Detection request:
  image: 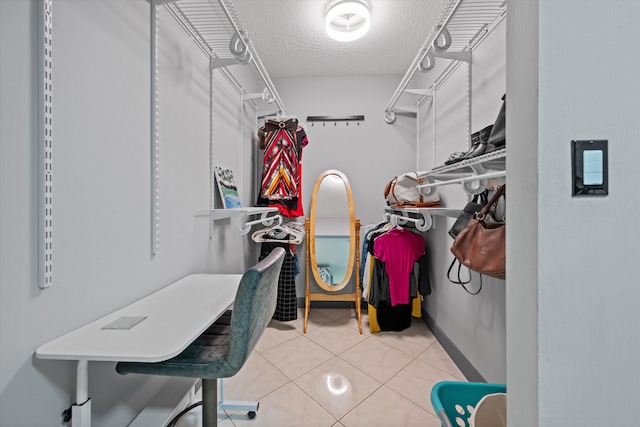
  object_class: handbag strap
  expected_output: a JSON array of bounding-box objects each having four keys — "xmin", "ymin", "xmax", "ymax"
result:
[
  {"xmin": 477, "ymin": 184, "xmax": 505, "ymax": 220},
  {"xmin": 447, "ymin": 258, "xmax": 483, "ymax": 295}
]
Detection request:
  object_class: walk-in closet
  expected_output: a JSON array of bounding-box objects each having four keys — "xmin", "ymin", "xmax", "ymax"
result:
[{"xmin": 2, "ymin": 1, "xmax": 640, "ymax": 426}]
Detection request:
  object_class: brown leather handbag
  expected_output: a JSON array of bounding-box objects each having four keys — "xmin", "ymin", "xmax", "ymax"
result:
[{"xmin": 450, "ymin": 185, "xmax": 506, "ymax": 280}]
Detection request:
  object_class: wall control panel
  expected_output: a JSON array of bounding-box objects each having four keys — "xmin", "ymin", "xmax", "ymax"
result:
[{"xmin": 571, "ymin": 140, "xmax": 608, "ymax": 196}]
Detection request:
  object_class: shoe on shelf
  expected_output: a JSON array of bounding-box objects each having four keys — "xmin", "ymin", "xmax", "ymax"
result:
[
  {"xmin": 444, "ymin": 151, "xmax": 467, "ymax": 165},
  {"xmin": 460, "ymin": 124, "xmax": 493, "ymax": 160},
  {"xmin": 441, "ymin": 124, "xmax": 493, "ymax": 167}
]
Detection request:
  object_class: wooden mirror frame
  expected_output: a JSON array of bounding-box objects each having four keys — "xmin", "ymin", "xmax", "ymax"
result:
[
  {"xmin": 304, "ymin": 170, "xmax": 362, "ymax": 334},
  {"xmin": 309, "ymin": 170, "xmax": 355, "ymax": 292}
]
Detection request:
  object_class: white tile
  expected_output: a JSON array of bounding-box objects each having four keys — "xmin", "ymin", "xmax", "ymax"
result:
[
  {"xmin": 294, "ymin": 356, "xmax": 382, "ymax": 419},
  {"xmin": 385, "ymin": 358, "xmax": 459, "ymax": 413},
  {"xmin": 220, "ymin": 352, "xmax": 289, "ymax": 401},
  {"xmin": 228, "ymin": 305, "xmax": 464, "ymax": 427},
  {"xmin": 261, "ymin": 335, "xmax": 334, "ymax": 379},
  {"xmin": 328, "ymin": 311, "xmax": 364, "ymax": 333},
  {"xmin": 304, "ymin": 320, "xmax": 368, "ymax": 355},
  {"xmin": 371, "ymin": 317, "xmax": 437, "ymax": 357},
  {"xmin": 304, "ymin": 307, "xmax": 346, "ymax": 332},
  {"xmin": 340, "ymin": 385, "xmax": 441, "ymax": 427},
  {"xmin": 312, "ymin": 308, "xmax": 353, "ymax": 321},
  {"xmin": 254, "ymin": 319, "xmax": 302, "ymax": 353},
  {"xmin": 339, "ymin": 337, "xmax": 414, "ymax": 383},
  {"xmin": 230, "ymin": 382, "xmax": 336, "ymax": 427},
  {"xmin": 417, "ymin": 341, "xmax": 466, "ymax": 380}
]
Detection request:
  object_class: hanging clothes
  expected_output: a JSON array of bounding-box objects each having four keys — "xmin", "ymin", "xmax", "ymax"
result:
[
  {"xmin": 362, "ymin": 224, "xmax": 426, "ymax": 333},
  {"xmin": 259, "ymin": 240, "xmax": 297, "ymax": 322},
  {"xmin": 256, "ymin": 119, "xmax": 308, "ymax": 217},
  {"xmin": 373, "ymin": 227, "xmax": 425, "ymax": 306},
  {"xmin": 285, "ymin": 124, "xmax": 308, "ymax": 217}
]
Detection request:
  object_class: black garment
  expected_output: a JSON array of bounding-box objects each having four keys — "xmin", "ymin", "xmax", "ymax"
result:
[
  {"xmin": 259, "ymin": 241, "xmax": 297, "ymax": 321},
  {"xmin": 417, "ymin": 254, "xmax": 432, "ymax": 296},
  {"xmin": 376, "ymin": 301, "xmax": 411, "ymax": 332},
  {"xmin": 368, "ymin": 259, "xmax": 390, "ymax": 309}
]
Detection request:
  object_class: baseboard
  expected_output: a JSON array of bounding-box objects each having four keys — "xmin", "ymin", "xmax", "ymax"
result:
[{"xmin": 421, "ymin": 309, "xmax": 486, "ymax": 383}]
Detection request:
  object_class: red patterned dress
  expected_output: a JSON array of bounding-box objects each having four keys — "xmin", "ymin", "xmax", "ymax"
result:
[{"xmin": 257, "ymin": 118, "xmax": 308, "ymax": 217}]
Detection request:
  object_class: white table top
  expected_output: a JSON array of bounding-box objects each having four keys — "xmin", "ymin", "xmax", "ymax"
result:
[{"xmin": 36, "ymin": 274, "xmax": 242, "ymax": 363}]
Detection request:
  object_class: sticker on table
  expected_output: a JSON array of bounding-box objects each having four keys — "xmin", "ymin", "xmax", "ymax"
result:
[{"xmin": 101, "ymin": 316, "xmax": 147, "ymax": 330}]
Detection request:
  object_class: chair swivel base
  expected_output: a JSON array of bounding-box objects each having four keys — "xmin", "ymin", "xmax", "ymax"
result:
[{"xmin": 217, "ymin": 377, "xmax": 258, "ymax": 418}]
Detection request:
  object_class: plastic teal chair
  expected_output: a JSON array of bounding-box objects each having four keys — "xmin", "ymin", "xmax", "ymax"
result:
[{"xmin": 116, "ymin": 247, "xmax": 285, "ymax": 427}]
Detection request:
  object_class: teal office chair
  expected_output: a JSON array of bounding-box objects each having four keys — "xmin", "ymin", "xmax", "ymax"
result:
[{"xmin": 116, "ymin": 247, "xmax": 285, "ymax": 427}]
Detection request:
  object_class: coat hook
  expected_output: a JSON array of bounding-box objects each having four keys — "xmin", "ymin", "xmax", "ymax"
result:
[{"xmin": 346, "ymin": 122, "xmax": 349, "ymax": 126}]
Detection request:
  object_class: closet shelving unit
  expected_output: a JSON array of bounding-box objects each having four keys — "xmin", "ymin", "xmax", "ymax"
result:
[
  {"xmin": 165, "ymin": 0, "xmax": 285, "ymax": 113},
  {"xmin": 197, "ymin": 207, "xmax": 282, "ymax": 235},
  {"xmin": 418, "ymin": 148, "xmax": 506, "ymax": 196},
  {"xmin": 383, "ymin": 0, "xmax": 506, "ymax": 126},
  {"xmin": 382, "ymin": 0, "xmax": 506, "ymax": 232},
  {"xmin": 383, "ymin": 148, "xmax": 505, "ymax": 232},
  {"xmin": 163, "ymin": 0, "xmax": 287, "ymax": 236},
  {"xmin": 383, "ymin": 207, "xmax": 462, "ymax": 233}
]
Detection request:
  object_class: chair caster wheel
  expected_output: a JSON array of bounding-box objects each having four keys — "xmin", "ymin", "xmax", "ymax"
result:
[{"xmin": 247, "ymin": 411, "xmax": 256, "ymax": 419}]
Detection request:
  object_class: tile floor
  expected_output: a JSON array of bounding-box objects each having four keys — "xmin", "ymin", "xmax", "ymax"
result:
[{"xmin": 175, "ymin": 308, "xmax": 466, "ymax": 427}]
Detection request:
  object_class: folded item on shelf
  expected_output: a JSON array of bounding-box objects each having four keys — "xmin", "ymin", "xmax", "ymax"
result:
[{"xmin": 384, "ymin": 172, "xmax": 440, "ymax": 207}]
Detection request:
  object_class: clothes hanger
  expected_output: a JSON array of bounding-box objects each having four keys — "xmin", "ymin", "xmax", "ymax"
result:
[{"xmin": 251, "ymin": 222, "xmax": 304, "ymax": 244}]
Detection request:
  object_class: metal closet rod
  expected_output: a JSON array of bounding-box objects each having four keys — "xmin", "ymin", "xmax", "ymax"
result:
[
  {"xmin": 217, "ymin": 0, "xmax": 286, "ymax": 115},
  {"xmin": 418, "ymin": 170, "xmax": 506, "ymax": 190}
]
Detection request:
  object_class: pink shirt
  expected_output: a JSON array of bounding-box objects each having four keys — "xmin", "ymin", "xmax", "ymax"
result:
[{"xmin": 374, "ymin": 228, "xmax": 425, "ymax": 305}]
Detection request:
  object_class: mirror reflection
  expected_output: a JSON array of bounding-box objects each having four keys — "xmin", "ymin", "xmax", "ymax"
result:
[{"xmin": 314, "ymin": 175, "xmax": 350, "ymax": 285}]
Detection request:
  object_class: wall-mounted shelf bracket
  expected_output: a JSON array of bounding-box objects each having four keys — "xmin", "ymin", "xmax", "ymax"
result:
[
  {"xmin": 384, "ymin": 208, "xmax": 433, "ymax": 232},
  {"xmin": 403, "ymin": 89, "xmax": 434, "ymax": 97},
  {"xmin": 210, "ymin": 57, "xmax": 244, "ymax": 69},
  {"xmin": 198, "ymin": 207, "xmax": 282, "ymax": 236},
  {"xmin": 432, "ymin": 50, "xmax": 471, "ymax": 63},
  {"xmin": 242, "ymin": 88, "xmax": 275, "ymax": 104}
]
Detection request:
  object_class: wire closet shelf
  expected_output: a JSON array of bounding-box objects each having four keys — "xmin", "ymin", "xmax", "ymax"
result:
[
  {"xmin": 384, "ymin": 0, "xmax": 505, "ymax": 123},
  {"xmin": 165, "ymin": 0, "xmax": 286, "ymax": 114}
]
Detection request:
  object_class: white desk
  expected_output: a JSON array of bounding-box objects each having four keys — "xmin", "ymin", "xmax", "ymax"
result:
[{"xmin": 36, "ymin": 274, "xmax": 242, "ymax": 427}]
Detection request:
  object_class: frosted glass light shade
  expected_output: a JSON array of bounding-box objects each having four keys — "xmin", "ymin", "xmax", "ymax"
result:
[{"xmin": 325, "ymin": 1, "xmax": 370, "ymax": 42}]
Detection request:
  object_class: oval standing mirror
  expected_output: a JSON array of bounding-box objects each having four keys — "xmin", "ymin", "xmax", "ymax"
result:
[{"xmin": 305, "ymin": 170, "xmax": 362, "ymax": 333}]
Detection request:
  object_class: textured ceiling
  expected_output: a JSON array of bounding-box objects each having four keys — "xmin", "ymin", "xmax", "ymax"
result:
[{"xmin": 231, "ymin": 0, "xmax": 449, "ymax": 78}]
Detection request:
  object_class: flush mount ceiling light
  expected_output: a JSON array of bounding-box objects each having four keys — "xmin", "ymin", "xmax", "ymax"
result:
[{"xmin": 325, "ymin": 1, "xmax": 370, "ymax": 42}]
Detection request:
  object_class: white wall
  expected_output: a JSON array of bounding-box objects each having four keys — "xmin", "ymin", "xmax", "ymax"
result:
[
  {"xmin": 418, "ymin": 18, "xmax": 507, "ymax": 382},
  {"xmin": 507, "ymin": 0, "xmax": 640, "ymax": 425},
  {"xmin": 0, "ymin": 1, "xmax": 259, "ymax": 426}
]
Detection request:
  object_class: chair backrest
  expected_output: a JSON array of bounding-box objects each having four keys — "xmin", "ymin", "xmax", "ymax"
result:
[{"xmin": 226, "ymin": 247, "xmax": 285, "ymax": 371}]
